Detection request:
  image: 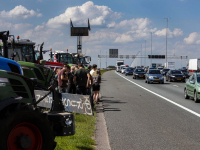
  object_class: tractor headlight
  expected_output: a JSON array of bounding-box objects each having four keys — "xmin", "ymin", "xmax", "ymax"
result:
[{"xmin": 65, "ymin": 118, "xmax": 72, "ymax": 126}]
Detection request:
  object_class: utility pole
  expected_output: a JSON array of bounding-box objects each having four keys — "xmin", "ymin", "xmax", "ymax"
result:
[
  {"xmin": 100, "ymin": 49, "xmax": 101, "ymax": 70},
  {"xmin": 141, "ymin": 44, "xmax": 142, "ymax": 66},
  {"xmin": 164, "ymin": 18, "xmax": 170, "ymax": 68},
  {"xmin": 106, "ymin": 50, "xmax": 107, "ymax": 69},
  {"xmin": 145, "ymin": 40, "xmax": 146, "ymax": 67},
  {"xmin": 150, "ymin": 32, "xmax": 153, "ymax": 65}
]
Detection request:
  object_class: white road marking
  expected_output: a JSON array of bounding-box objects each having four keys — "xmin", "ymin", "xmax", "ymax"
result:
[
  {"xmin": 115, "ymin": 71, "xmax": 200, "ymax": 118},
  {"xmin": 173, "ymin": 85, "xmax": 179, "ymax": 87}
]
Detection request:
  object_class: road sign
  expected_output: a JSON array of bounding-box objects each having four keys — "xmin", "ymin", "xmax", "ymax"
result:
[
  {"xmin": 148, "ymin": 55, "xmax": 165, "ymax": 59},
  {"xmin": 109, "ymin": 49, "xmax": 118, "ymax": 58}
]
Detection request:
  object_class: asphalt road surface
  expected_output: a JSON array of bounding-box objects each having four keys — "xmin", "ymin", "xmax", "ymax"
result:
[{"xmin": 101, "ymin": 70, "xmax": 200, "ymax": 150}]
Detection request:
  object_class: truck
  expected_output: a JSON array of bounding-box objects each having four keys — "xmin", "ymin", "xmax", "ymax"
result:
[
  {"xmin": 164, "ymin": 62, "xmax": 175, "ymax": 70},
  {"xmin": 116, "ymin": 60, "xmax": 124, "ymax": 72},
  {"xmin": 188, "ymin": 59, "xmax": 200, "ymax": 73}
]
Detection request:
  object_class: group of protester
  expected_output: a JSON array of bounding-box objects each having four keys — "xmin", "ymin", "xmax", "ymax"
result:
[{"xmin": 55, "ymin": 63, "xmax": 101, "ymax": 104}]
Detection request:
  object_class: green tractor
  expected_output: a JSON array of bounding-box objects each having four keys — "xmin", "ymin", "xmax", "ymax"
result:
[
  {"xmin": 0, "ymin": 31, "xmax": 75, "ymax": 150},
  {"xmin": 0, "ymin": 31, "xmax": 54, "ymax": 90},
  {"xmin": 0, "ymin": 69, "xmax": 75, "ymax": 150},
  {"xmin": 49, "ymin": 50, "xmax": 91, "ymax": 68}
]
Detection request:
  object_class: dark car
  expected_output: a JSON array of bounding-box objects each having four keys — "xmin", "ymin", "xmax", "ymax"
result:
[
  {"xmin": 166, "ymin": 70, "xmax": 186, "ymax": 82},
  {"xmin": 133, "ymin": 68, "xmax": 146, "ymax": 79},
  {"xmin": 125, "ymin": 67, "xmax": 134, "ymax": 76},
  {"xmin": 179, "ymin": 69, "xmax": 190, "ymax": 78},
  {"xmin": 161, "ymin": 68, "xmax": 170, "ymax": 76}
]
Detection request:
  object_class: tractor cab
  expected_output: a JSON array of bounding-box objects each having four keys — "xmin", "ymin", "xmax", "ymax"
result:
[
  {"xmin": 50, "ymin": 50, "xmax": 75, "ymax": 65},
  {"xmin": 0, "ymin": 31, "xmax": 55, "ymax": 89},
  {"xmin": 7, "ymin": 37, "xmax": 36, "ymax": 63}
]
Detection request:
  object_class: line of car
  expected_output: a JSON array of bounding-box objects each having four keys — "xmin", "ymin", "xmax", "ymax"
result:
[{"xmin": 118, "ymin": 66, "xmax": 200, "ymax": 103}]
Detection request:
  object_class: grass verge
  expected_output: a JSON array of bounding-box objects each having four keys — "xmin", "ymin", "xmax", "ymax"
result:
[
  {"xmin": 55, "ymin": 112, "xmax": 96, "ymax": 150},
  {"xmin": 100, "ymin": 69, "xmax": 108, "ymax": 75}
]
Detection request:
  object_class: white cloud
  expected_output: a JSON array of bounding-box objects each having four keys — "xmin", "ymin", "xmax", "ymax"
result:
[
  {"xmin": 46, "ymin": 1, "xmax": 121, "ymax": 28},
  {"xmin": 154, "ymin": 28, "xmax": 183, "ymax": 38},
  {"xmin": 184, "ymin": 32, "xmax": 200, "ymax": 44},
  {"xmin": 0, "ymin": 5, "xmax": 42, "ymax": 19},
  {"xmin": 0, "ymin": 19, "xmax": 32, "ymax": 32},
  {"xmin": 22, "ymin": 24, "xmax": 61, "ymax": 44},
  {"xmin": 114, "ymin": 34, "xmax": 133, "ymax": 43}
]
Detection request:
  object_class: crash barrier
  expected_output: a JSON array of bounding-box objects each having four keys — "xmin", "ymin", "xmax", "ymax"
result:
[{"xmin": 35, "ymin": 90, "xmax": 93, "ymax": 116}]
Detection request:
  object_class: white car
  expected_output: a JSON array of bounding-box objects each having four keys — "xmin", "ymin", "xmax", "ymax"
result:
[{"xmin": 121, "ymin": 67, "xmax": 128, "ymax": 74}]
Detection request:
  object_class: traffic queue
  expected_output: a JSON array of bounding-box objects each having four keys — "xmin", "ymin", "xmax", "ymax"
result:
[{"xmin": 116, "ymin": 65, "xmax": 200, "ymax": 103}]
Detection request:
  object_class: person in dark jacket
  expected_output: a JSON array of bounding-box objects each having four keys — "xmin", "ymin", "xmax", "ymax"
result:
[
  {"xmin": 67, "ymin": 66, "xmax": 76, "ymax": 94},
  {"xmin": 73, "ymin": 63, "xmax": 90, "ymax": 95}
]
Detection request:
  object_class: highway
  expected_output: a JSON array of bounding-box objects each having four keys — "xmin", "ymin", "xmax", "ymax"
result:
[{"xmin": 100, "ymin": 70, "xmax": 200, "ymax": 150}]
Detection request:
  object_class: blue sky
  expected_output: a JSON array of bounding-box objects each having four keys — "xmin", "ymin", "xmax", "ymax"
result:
[{"xmin": 1, "ymin": 0, "xmax": 200, "ymax": 68}]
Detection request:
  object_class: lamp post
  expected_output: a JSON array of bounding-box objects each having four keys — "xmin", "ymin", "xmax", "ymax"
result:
[
  {"xmin": 150, "ymin": 32, "xmax": 153, "ymax": 65},
  {"xmin": 106, "ymin": 50, "xmax": 107, "ymax": 69},
  {"xmin": 164, "ymin": 18, "xmax": 170, "ymax": 68},
  {"xmin": 141, "ymin": 44, "xmax": 142, "ymax": 66},
  {"xmin": 145, "ymin": 40, "xmax": 146, "ymax": 67},
  {"xmin": 100, "ymin": 49, "xmax": 101, "ymax": 70}
]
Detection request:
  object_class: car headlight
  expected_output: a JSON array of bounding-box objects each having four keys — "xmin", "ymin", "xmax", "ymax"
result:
[
  {"xmin": 135, "ymin": 74, "xmax": 138, "ymax": 75},
  {"xmin": 160, "ymin": 76, "xmax": 164, "ymax": 79},
  {"xmin": 149, "ymin": 76, "xmax": 154, "ymax": 79},
  {"xmin": 171, "ymin": 76, "xmax": 175, "ymax": 77}
]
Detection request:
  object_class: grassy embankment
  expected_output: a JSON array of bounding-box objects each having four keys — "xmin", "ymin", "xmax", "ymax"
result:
[{"xmin": 55, "ymin": 70, "xmax": 108, "ymax": 150}]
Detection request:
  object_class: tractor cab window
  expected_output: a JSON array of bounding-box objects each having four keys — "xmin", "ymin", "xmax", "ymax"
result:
[
  {"xmin": 74, "ymin": 57, "xmax": 79, "ymax": 64},
  {"xmin": 60, "ymin": 54, "xmax": 73, "ymax": 64},
  {"xmin": 80, "ymin": 57, "xmax": 86, "ymax": 64},
  {"xmin": 22, "ymin": 45, "xmax": 34, "ymax": 62},
  {"xmin": 35, "ymin": 51, "xmax": 40, "ymax": 61}
]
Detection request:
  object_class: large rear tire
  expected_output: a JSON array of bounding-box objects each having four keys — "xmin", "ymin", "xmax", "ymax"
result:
[{"xmin": 0, "ymin": 104, "xmax": 56, "ymax": 150}]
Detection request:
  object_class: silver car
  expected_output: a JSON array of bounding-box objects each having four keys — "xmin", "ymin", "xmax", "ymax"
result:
[
  {"xmin": 145, "ymin": 69, "xmax": 164, "ymax": 84},
  {"xmin": 121, "ymin": 67, "xmax": 128, "ymax": 74}
]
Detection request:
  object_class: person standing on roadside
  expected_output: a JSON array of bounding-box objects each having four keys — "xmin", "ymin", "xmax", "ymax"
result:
[
  {"xmin": 90, "ymin": 64, "xmax": 101, "ymax": 102},
  {"xmin": 86, "ymin": 65, "xmax": 94, "ymax": 107},
  {"xmin": 57, "ymin": 63, "xmax": 69, "ymax": 93},
  {"xmin": 75, "ymin": 65, "xmax": 79, "ymax": 71},
  {"xmin": 67, "ymin": 66, "xmax": 76, "ymax": 94},
  {"xmin": 73, "ymin": 63, "xmax": 90, "ymax": 95}
]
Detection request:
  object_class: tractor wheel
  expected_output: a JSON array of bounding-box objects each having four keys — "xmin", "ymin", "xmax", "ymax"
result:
[{"xmin": 0, "ymin": 104, "xmax": 56, "ymax": 150}]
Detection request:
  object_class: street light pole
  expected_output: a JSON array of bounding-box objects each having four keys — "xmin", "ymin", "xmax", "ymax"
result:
[
  {"xmin": 141, "ymin": 44, "xmax": 142, "ymax": 66},
  {"xmin": 164, "ymin": 18, "xmax": 170, "ymax": 68},
  {"xmin": 106, "ymin": 50, "xmax": 107, "ymax": 69},
  {"xmin": 145, "ymin": 40, "xmax": 146, "ymax": 67},
  {"xmin": 150, "ymin": 32, "xmax": 153, "ymax": 65}
]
